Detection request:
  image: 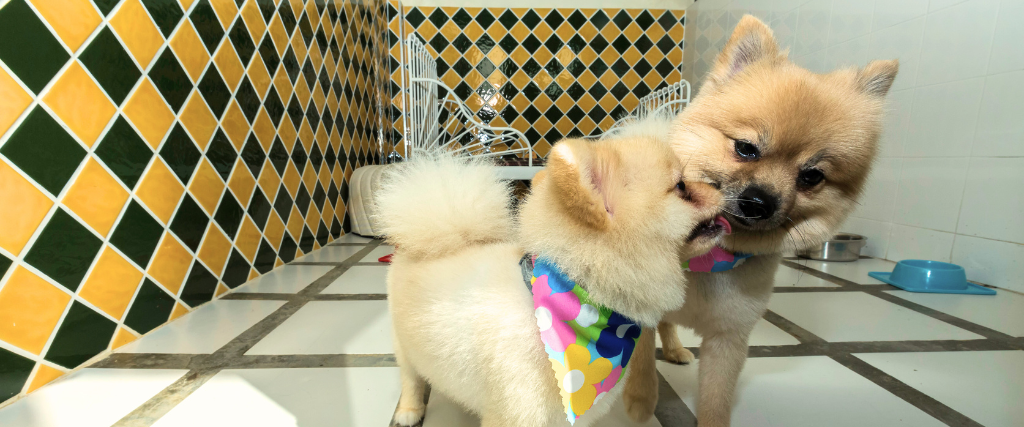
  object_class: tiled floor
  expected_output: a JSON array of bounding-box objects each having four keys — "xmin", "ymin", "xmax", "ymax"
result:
[{"xmin": 1, "ymin": 238, "xmax": 1022, "ymax": 426}]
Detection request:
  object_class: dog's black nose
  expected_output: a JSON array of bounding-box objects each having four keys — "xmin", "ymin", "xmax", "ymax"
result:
[{"xmin": 737, "ymin": 186, "xmax": 778, "ymax": 221}]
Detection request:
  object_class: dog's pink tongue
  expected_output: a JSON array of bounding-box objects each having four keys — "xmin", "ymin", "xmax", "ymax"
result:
[{"xmin": 715, "ymin": 216, "xmax": 732, "ymax": 235}]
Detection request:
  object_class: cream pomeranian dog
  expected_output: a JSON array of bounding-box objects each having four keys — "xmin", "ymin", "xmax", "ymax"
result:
[
  {"xmin": 621, "ymin": 15, "xmax": 899, "ymax": 427},
  {"xmin": 375, "ymin": 135, "xmax": 727, "ymax": 427}
]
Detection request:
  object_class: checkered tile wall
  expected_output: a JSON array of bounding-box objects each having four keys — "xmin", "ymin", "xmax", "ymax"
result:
[
  {"xmin": 0, "ymin": 0, "xmax": 388, "ymax": 404},
  {"xmin": 386, "ymin": 4, "xmax": 685, "ymax": 157}
]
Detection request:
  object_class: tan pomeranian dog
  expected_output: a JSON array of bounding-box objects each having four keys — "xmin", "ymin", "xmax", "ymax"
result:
[
  {"xmin": 621, "ymin": 15, "xmax": 899, "ymax": 427},
  {"xmin": 376, "ymin": 135, "xmax": 726, "ymax": 427}
]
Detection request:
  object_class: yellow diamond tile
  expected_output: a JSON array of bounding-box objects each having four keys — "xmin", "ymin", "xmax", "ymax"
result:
[
  {"xmin": 464, "ymin": 22, "xmax": 484, "ymax": 42},
  {"xmin": 0, "ymin": 68, "xmax": 31, "ymax": 136},
  {"xmin": 578, "ymin": 93, "xmax": 597, "ymax": 112},
  {"xmin": 555, "ymin": 93, "xmax": 574, "ymax": 112},
  {"xmin": 534, "ymin": 48, "xmax": 554, "ymax": 66},
  {"xmin": 79, "ymin": 247, "xmax": 143, "ymax": 319},
  {"xmin": 623, "ymin": 22, "xmax": 643, "ymax": 42},
  {"xmin": 577, "ymin": 46, "xmax": 597, "ymax": 66},
  {"xmin": 180, "ymin": 94, "xmax": 218, "ymax": 149},
  {"xmin": 0, "ymin": 160, "xmax": 54, "ymax": 255},
  {"xmin": 235, "ymin": 217, "xmax": 261, "ymax": 261},
  {"xmin": 111, "ymin": 327, "xmax": 137, "ymax": 350},
  {"xmin": 599, "ymin": 93, "xmax": 619, "ymax": 111},
  {"xmin": 556, "ymin": 70, "xmax": 573, "ymax": 87},
  {"xmin": 509, "ymin": 70, "xmax": 531, "ymax": 89},
  {"xmin": 228, "ymin": 160, "xmax": 256, "ymax": 204},
  {"xmin": 600, "ymin": 21, "xmax": 621, "ymax": 40},
  {"xmin": 63, "ymin": 159, "xmax": 129, "ymax": 236},
  {"xmin": 247, "ymin": 267, "xmax": 260, "ymax": 281},
  {"xmin": 556, "ymin": 23, "xmax": 576, "ymax": 42},
  {"xmin": 308, "ymin": 43, "xmax": 323, "ymax": 72},
  {"xmin": 277, "ymin": 117, "xmax": 297, "ymax": 151},
  {"xmin": 30, "ymin": 0, "xmax": 102, "ymax": 52},
  {"xmin": 294, "ymin": 76, "xmax": 311, "ymax": 108},
  {"xmin": 241, "ymin": 0, "xmax": 267, "ymax": 42},
  {"xmin": 534, "ymin": 71, "xmax": 553, "ymax": 89},
  {"xmin": 198, "ymin": 224, "xmax": 231, "ymax": 275},
  {"xmin": 599, "ymin": 69, "xmax": 620, "ymax": 88},
  {"xmin": 274, "ymin": 65, "xmax": 293, "ymax": 99},
  {"xmin": 668, "ymin": 23, "xmax": 684, "ymax": 41},
  {"xmin": 210, "ymin": 0, "xmax": 239, "ymax": 28},
  {"xmin": 556, "ymin": 116, "xmax": 574, "ymax": 134},
  {"xmin": 0, "ymin": 267, "xmax": 70, "ymax": 355},
  {"xmin": 263, "ymin": 211, "xmax": 284, "ymax": 249},
  {"xmin": 301, "ymin": 164, "xmax": 316, "ymax": 193},
  {"xmin": 510, "ymin": 22, "xmax": 530, "ymax": 42},
  {"xmin": 43, "ymin": 62, "xmax": 116, "ymax": 147},
  {"xmin": 578, "ymin": 116, "xmax": 597, "ymax": 135},
  {"xmin": 136, "ymin": 160, "xmax": 185, "ymax": 224},
  {"xmin": 298, "ymin": 120, "xmax": 314, "ymax": 151},
  {"xmin": 578, "ymin": 70, "xmax": 597, "ymax": 88},
  {"xmin": 304, "ymin": 0, "xmax": 319, "ymax": 27},
  {"xmin": 486, "ymin": 22, "xmax": 506, "ymax": 41},
  {"xmin": 533, "ymin": 22, "xmax": 553, "ymax": 41},
  {"xmin": 533, "ymin": 116, "xmax": 552, "ymax": 133},
  {"xmin": 249, "ymin": 55, "xmax": 271, "ymax": 95},
  {"xmin": 286, "ymin": 205, "xmax": 303, "ymax": 239},
  {"xmin": 579, "ymin": 22, "xmax": 598, "ymax": 39},
  {"xmin": 646, "ymin": 24, "xmax": 666, "ymax": 42},
  {"xmin": 148, "ymin": 233, "xmax": 192, "ymax": 294},
  {"xmin": 189, "ymin": 160, "xmax": 225, "ymax": 214},
  {"xmin": 274, "ymin": 257, "xmax": 283, "ymax": 268},
  {"xmin": 253, "ymin": 109, "xmax": 276, "ymax": 150},
  {"xmin": 312, "ymin": 87, "xmax": 326, "ymax": 115},
  {"xmin": 511, "ymin": 116, "xmax": 530, "ymax": 132},
  {"xmin": 169, "ymin": 302, "xmax": 189, "ymax": 321},
  {"xmin": 305, "ymin": 204, "xmax": 319, "ymax": 230},
  {"xmin": 556, "ymin": 47, "xmax": 574, "ymax": 65},
  {"xmin": 214, "ymin": 282, "xmax": 229, "ymax": 297},
  {"xmin": 269, "ymin": 15, "xmax": 288, "ymax": 56},
  {"xmin": 171, "ymin": 23, "xmax": 211, "ymax": 82},
  {"xmin": 417, "ymin": 22, "xmax": 438, "ymax": 44},
  {"xmin": 27, "ymin": 364, "xmax": 65, "ymax": 393},
  {"xmin": 622, "ymin": 46, "xmax": 642, "ymax": 65},
  {"xmin": 622, "ymin": 69, "xmax": 641, "ymax": 88},
  {"xmin": 124, "ymin": 80, "xmax": 175, "ymax": 149},
  {"xmin": 110, "ymin": 0, "xmax": 164, "ymax": 68},
  {"xmin": 290, "ymin": 32, "xmax": 307, "ymax": 61},
  {"xmin": 258, "ymin": 161, "xmax": 279, "ymax": 199},
  {"xmin": 215, "ymin": 43, "xmax": 245, "ymax": 91},
  {"xmin": 178, "ymin": 0, "xmax": 196, "ymax": 9},
  {"xmin": 534, "ymin": 139, "xmax": 552, "ymax": 158},
  {"xmin": 222, "ymin": 101, "xmax": 250, "ymax": 150}
]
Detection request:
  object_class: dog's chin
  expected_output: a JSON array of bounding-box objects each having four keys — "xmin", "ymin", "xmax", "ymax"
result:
[{"xmin": 682, "ymin": 215, "xmax": 729, "ymax": 256}]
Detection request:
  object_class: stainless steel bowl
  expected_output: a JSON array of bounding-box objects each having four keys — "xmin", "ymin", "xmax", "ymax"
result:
[{"xmin": 796, "ymin": 233, "xmax": 867, "ymax": 262}]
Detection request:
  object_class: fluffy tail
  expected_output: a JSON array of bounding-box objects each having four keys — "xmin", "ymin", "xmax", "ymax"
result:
[{"xmin": 374, "ymin": 149, "xmax": 515, "ymax": 260}]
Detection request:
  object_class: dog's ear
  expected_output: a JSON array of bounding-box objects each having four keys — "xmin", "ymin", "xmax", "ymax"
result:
[
  {"xmin": 708, "ymin": 15, "xmax": 780, "ymax": 86},
  {"xmin": 545, "ymin": 139, "xmax": 618, "ymax": 231},
  {"xmin": 857, "ymin": 59, "xmax": 899, "ymax": 97}
]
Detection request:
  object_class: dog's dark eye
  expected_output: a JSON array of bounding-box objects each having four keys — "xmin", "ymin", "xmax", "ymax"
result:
[
  {"xmin": 675, "ymin": 181, "xmax": 686, "ymax": 192},
  {"xmin": 797, "ymin": 169, "xmax": 825, "ymax": 188},
  {"xmin": 734, "ymin": 140, "xmax": 759, "ymax": 160}
]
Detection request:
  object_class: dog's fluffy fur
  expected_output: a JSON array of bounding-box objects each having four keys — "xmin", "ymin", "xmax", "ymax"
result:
[
  {"xmin": 378, "ymin": 136, "xmax": 723, "ymax": 427},
  {"xmin": 622, "ymin": 15, "xmax": 899, "ymax": 427}
]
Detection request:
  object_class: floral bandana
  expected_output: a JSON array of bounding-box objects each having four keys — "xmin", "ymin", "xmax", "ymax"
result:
[
  {"xmin": 530, "ymin": 257, "xmax": 641, "ymax": 425},
  {"xmin": 683, "ymin": 246, "xmax": 754, "ymax": 272}
]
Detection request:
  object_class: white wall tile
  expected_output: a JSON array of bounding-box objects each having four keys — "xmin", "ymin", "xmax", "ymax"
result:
[
  {"xmin": 928, "ymin": 0, "xmax": 969, "ymax": 12},
  {"xmin": 916, "ymin": 0, "xmax": 999, "ymax": 86},
  {"xmin": 868, "ymin": 17, "xmax": 925, "ymax": 91},
  {"xmin": 795, "ymin": 49, "xmax": 828, "ymax": 74},
  {"xmin": 988, "ymin": 0, "xmax": 1024, "ymax": 74},
  {"xmin": 872, "ymin": 0, "xmax": 928, "ymax": 30},
  {"xmin": 878, "ymin": 89, "xmax": 913, "ymax": 158},
  {"xmin": 771, "ymin": 0, "xmax": 810, "ymax": 15},
  {"xmin": 794, "ymin": 0, "xmax": 833, "ymax": 57},
  {"xmin": 956, "ymin": 157, "xmax": 1024, "ymax": 244},
  {"xmin": 973, "ymin": 70, "xmax": 1024, "ymax": 157},
  {"xmin": 887, "ymin": 224, "xmax": 956, "ymax": 262},
  {"xmin": 904, "ymin": 78, "xmax": 985, "ymax": 157},
  {"xmin": 892, "ymin": 157, "xmax": 969, "ymax": 233},
  {"xmin": 770, "ymin": 7, "xmax": 800, "ymax": 54},
  {"xmin": 952, "ymin": 235, "xmax": 1024, "ymax": 292},
  {"xmin": 823, "ymin": 34, "xmax": 870, "ymax": 71},
  {"xmin": 854, "ymin": 157, "xmax": 901, "ymax": 222},
  {"xmin": 731, "ymin": 0, "xmax": 773, "ymax": 22},
  {"xmin": 828, "ymin": 0, "xmax": 874, "ymax": 46},
  {"xmin": 840, "ymin": 217, "xmax": 893, "ymax": 258}
]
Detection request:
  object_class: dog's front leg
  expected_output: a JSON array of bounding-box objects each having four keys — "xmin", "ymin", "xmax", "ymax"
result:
[
  {"xmin": 696, "ymin": 331, "xmax": 749, "ymax": 427},
  {"xmin": 623, "ymin": 326, "xmax": 659, "ymax": 422}
]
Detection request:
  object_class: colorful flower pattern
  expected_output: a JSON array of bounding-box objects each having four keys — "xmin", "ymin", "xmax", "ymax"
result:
[{"xmin": 531, "ymin": 257, "xmax": 641, "ymax": 424}]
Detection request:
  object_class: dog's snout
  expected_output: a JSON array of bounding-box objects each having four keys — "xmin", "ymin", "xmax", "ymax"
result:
[
  {"xmin": 737, "ymin": 186, "xmax": 778, "ymax": 221},
  {"xmin": 682, "ymin": 181, "xmax": 723, "ymax": 210}
]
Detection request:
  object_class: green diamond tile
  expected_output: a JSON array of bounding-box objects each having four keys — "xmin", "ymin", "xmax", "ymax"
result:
[
  {"xmin": 221, "ymin": 249, "xmax": 249, "ymax": 288},
  {"xmin": 160, "ymin": 124, "xmax": 201, "ymax": 184},
  {"xmin": 205, "ymin": 128, "xmax": 237, "ymax": 179},
  {"xmin": 180, "ymin": 260, "xmax": 217, "ymax": 307},
  {"xmin": 253, "ymin": 239, "xmax": 275, "ymax": 273},
  {"xmin": 149, "ymin": 49, "xmax": 193, "ymax": 112},
  {"xmin": 44, "ymin": 301, "xmax": 116, "ymax": 368},
  {"xmin": 92, "ymin": 0, "xmax": 121, "ymax": 16},
  {"xmin": 0, "ymin": 0, "xmax": 70, "ymax": 94},
  {"xmin": 169, "ymin": 194, "xmax": 209, "ymax": 251},
  {"xmin": 0, "ymin": 347, "xmax": 34, "ymax": 404},
  {"xmin": 1, "ymin": 107, "xmax": 86, "ymax": 196},
  {"xmin": 190, "ymin": 0, "xmax": 225, "ymax": 54},
  {"xmin": 140, "ymin": 0, "xmax": 185, "ymax": 38},
  {"xmin": 198, "ymin": 67, "xmax": 232, "ymax": 118},
  {"xmin": 213, "ymin": 191, "xmax": 244, "ymax": 238},
  {"xmin": 109, "ymin": 200, "xmax": 164, "ymax": 267},
  {"xmin": 23, "ymin": 209, "xmax": 102, "ymax": 291},
  {"xmin": 123, "ymin": 279, "xmax": 174, "ymax": 334},
  {"xmin": 0, "ymin": 252, "xmax": 12, "ymax": 278},
  {"xmin": 95, "ymin": 116, "xmax": 155, "ymax": 190},
  {"xmin": 79, "ymin": 27, "xmax": 143, "ymax": 105}
]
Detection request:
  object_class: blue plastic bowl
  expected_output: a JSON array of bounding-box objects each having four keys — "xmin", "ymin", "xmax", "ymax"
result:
[{"xmin": 869, "ymin": 260, "xmax": 995, "ymax": 295}]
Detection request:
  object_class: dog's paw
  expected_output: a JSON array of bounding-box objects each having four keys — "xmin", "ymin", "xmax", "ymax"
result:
[
  {"xmin": 393, "ymin": 406, "xmax": 425, "ymax": 426},
  {"xmin": 624, "ymin": 389, "xmax": 657, "ymax": 423},
  {"xmin": 663, "ymin": 346, "xmax": 695, "ymax": 365}
]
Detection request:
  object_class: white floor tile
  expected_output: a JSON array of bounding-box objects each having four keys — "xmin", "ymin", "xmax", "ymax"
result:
[
  {"xmin": 856, "ymin": 351, "xmax": 1024, "ymax": 427},
  {"xmin": 800, "ymin": 258, "xmax": 895, "ymax": 284},
  {"xmin": 886, "ymin": 290, "xmax": 1024, "ymax": 337},
  {"xmin": 321, "ymin": 266, "xmax": 388, "ymax": 294},
  {"xmin": 774, "ymin": 264, "xmax": 841, "ymax": 287},
  {"xmin": 0, "ymin": 369, "xmax": 187, "ymax": 427},
  {"xmin": 656, "ymin": 320, "xmax": 801, "ymax": 348},
  {"xmin": 422, "ymin": 388, "xmax": 661, "ymax": 427},
  {"xmin": 334, "ymin": 234, "xmax": 373, "ymax": 244},
  {"xmin": 152, "ymin": 367, "xmax": 401, "ymax": 427},
  {"xmin": 295, "ymin": 246, "xmax": 365, "ymax": 263},
  {"xmin": 658, "ymin": 357, "xmax": 945, "ymax": 427},
  {"xmin": 118, "ymin": 300, "xmax": 285, "ymax": 354},
  {"xmin": 360, "ymin": 245, "xmax": 395, "ymax": 263},
  {"xmin": 233, "ymin": 265, "xmax": 335, "ymax": 294},
  {"xmin": 768, "ymin": 293, "xmax": 983, "ymax": 342},
  {"xmin": 246, "ymin": 301, "xmax": 393, "ymax": 355}
]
